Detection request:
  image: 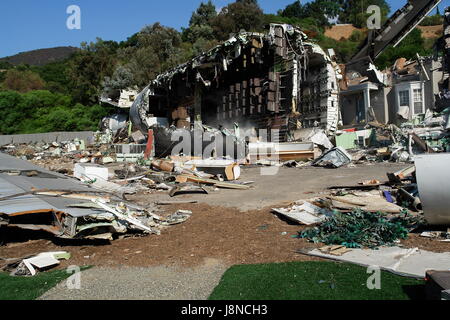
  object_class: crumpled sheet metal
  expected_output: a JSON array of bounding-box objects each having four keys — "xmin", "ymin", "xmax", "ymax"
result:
[
  {"xmin": 313, "ymin": 147, "xmax": 352, "ymax": 168},
  {"xmin": 0, "ymin": 152, "xmax": 172, "ymax": 240},
  {"xmin": 0, "ymin": 152, "xmax": 106, "ymax": 218}
]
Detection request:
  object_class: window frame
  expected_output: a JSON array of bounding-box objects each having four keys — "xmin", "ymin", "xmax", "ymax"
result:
[
  {"xmin": 399, "ymin": 90, "xmax": 410, "ymax": 107},
  {"xmin": 413, "ymin": 88, "xmax": 424, "ymax": 115}
]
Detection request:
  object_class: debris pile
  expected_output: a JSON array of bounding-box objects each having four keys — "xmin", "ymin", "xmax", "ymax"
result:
[
  {"xmin": 0, "ymin": 151, "xmax": 194, "ymax": 241},
  {"xmin": 1, "ymin": 252, "xmax": 71, "ymax": 277},
  {"xmin": 1, "ymin": 137, "xmax": 118, "ymax": 174},
  {"xmin": 272, "ymin": 170, "xmax": 416, "ymax": 227},
  {"xmin": 273, "ymin": 156, "xmax": 450, "ymax": 249},
  {"xmin": 299, "ymin": 209, "xmax": 423, "ymax": 249},
  {"xmin": 0, "ymin": 132, "xmax": 251, "ymax": 196}
]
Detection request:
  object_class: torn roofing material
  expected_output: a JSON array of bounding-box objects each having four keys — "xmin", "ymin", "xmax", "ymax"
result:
[
  {"xmin": 0, "ymin": 152, "xmax": 120, "ymax": 238},
  {"xmin": 0, "ymin": 152, "xmax": 191, "ymax": 239},
  {"xmin": 0, "ymin": 152, "xmax": 106, "ymax": 218}
]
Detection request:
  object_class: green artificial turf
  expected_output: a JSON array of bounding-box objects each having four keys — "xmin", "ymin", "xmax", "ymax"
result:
[
  {"xmin": 209, "ymin": 261, "xmax": 425, "ymax": 300},
  {"xmin": 0, "ymin": 266, "xmax": 90, "ymax": 300}
]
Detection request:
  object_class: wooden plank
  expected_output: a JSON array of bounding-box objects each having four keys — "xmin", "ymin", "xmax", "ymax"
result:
[
  {"xmin": 156, "ymin": 200, "xmax": 198, "ymax": 205},
  {"xmin": 177, "ymin": 175, "xmax": 250, "ymax": 190}
]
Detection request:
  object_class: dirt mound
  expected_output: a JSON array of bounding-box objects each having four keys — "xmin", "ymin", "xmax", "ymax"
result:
[
  {"xmin": 325, "ymin": 24, "xmax": 362, "ymax": 41},
  {"xmin": 418, "ymin": 25, "xmax": 443, "ymax": 39},
  {"xmin": 325, "ymin": 24, "xmax": 442, "ymax": 41}
]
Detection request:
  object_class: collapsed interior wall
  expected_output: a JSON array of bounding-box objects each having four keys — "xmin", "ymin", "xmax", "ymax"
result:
[{"xmin": 130, "ymin": 24, "xmax": 341, "ymax": 146}]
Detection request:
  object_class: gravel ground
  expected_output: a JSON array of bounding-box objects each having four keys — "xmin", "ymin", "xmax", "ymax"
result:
[{"xmin": 38, "ymin": 258, "xmax": 226, "ymax": 300}]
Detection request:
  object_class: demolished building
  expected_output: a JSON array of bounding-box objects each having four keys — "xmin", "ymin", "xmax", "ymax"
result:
[
  {"xmin": 130, "ymin": 24, "xmax": 342, "ymax": 147},
  {"xmin": 340, "ymin": 56, "xmax": 444, "ymax": 126},
  {"xmin": 125, "ymin": 1, "xmax": 444, "ymax": 161},
  {"xmin": 89, "ymin": 0, "xmax": 450, "ymax": 162},
  {"xmin": 340, "ymin": 0, "xmax": 443, "ymax": 127}
]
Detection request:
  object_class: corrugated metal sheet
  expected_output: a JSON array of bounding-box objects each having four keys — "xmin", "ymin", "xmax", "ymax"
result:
[{"xmin": 0, "ymin": 152, "xmax": 104, "ymax": 217}]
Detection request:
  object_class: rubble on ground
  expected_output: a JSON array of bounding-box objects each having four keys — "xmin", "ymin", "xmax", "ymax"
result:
[
  {"xmin": 299, "ymin": 209, "xmax": 423, "ymax": 249},
  {"xmin": 273, "ymin": 155, "xmax": 450, "ymax": 250},
  {"xmin": 0, "ymin": 151, "xmax": 196, "ymax": 241},
  {"xmin": 0, "ymin": 251, "xmax": 71, "ymax": 277}
]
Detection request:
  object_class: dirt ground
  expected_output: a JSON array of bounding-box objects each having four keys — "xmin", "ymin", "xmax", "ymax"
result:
[
  {"xmin": 1, "ymin": 164, "xmax": 449, "ymax": 271},
  {"xmin": 0, "ymin": 203, "xmax": 318, "ymax": 269}
]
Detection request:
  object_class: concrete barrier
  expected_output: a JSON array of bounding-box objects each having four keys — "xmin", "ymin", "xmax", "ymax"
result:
[{"xmin": 0, "ymin": 131, "xmax": 95, "ymax": 146}]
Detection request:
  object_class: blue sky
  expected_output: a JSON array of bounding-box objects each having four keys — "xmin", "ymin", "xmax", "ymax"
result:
[{"xmin": 0, "ymin": 0, "xmax": 448, "ymax": 58}]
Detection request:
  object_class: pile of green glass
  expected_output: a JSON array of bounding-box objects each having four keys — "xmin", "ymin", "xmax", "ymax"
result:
[{"xmin": 300, "ymin": 210, "xmax": 424, "ymax": 249}]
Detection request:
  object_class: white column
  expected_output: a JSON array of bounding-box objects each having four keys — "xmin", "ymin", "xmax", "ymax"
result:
[
  {"xmin": 363, "ymin": 87, "xmax": 371, "ymax": 122},
  {"xmin": 421, "ymin": 81, "xmax": 426, "ymax": 113}
]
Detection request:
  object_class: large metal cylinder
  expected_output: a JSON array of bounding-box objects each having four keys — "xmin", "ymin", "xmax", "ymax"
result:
[{"xmin": 416, "ymin": 153, "xmax": 450, "ymax": 225}]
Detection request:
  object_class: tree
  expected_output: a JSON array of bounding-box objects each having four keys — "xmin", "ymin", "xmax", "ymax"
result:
[
  {"xmin": 0, "ymin": 90, "xmax": 113, "ymax": 134},
  {"xmin": 182, "ymin": 1, "xmax": 217, "ymax": 44},
  {"xmin": 138, "ymin": 23, "xmax": 184, "ymax": 71},
  {"xmin": 211, "ymin": 0, "xmax": 265, "ymax": 41},
  {"xmin": 189, "ymin": 0, "xmax": 217, "ymax": 27},
  {"xmin": 67, "ymin": 38, "xmax": 118, "ymax": 104},
  {"xmin": 125, "ymin": 46, "xmax": 160, "ymax": 87},
  {"xmin": 184, "ymin": 24, "xmax": 216, "ymax": 44},
  {"xmin": 339, "ymin": 0, "xmax": 390, "ymax": 28},
  {"xmin": 303, "ymin": 0, "xmax": 342, "ymax": 26},
  {"xmin": 0, "ymin": 61, "xmax": 12, "ymax": 70},
  {"xmin": 280, "ymin": 1, "xmax": 304, "ymax": 18},
  {"xmin": 102, "ymin": 65, "xmax": 135, "ymax": 97},
  {"xmin": 2, "ymin": 69, "xmax": 45, "ymax": 93},
  {"xmin": 192, "ymin": 37, "xmax": 219, "ymax": 56},
  {"xmin": 106, "ymin": 23, "xmax": 192, "ymax": 90},
  {"xmin": 280, "ymin": 0, "xmax": 342, "ymax": 27},
  {"xmin": 119, "ymin": 32, "xmax": 139, "ymax": 48},
  {"xmin": 420, "ymin": 13, "xmax": 444, "ymax": 26},
  {"xmin": 31, "ymin": 60, "xmax": 71, "ymax": 95}
]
